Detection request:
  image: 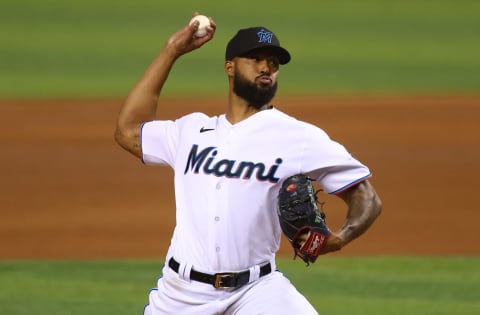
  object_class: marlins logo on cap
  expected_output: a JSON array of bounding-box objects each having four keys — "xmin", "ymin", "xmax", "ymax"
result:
[
  {"xmin": 257, "ymin": 29, "xmax": 274, "ymax": 44},
  {"xmin": 225, "ymin": 26, "xmax": 291, "ymax": 65}
]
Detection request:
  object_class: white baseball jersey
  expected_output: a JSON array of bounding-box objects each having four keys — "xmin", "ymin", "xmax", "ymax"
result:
[{"xmin": 141, "ymin": 107, "xmax": 371, "ymax": 273}]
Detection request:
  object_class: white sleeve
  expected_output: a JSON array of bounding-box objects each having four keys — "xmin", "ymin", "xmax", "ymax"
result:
[
  {"xmin": 302, "ymin": 124, "xmax": 372, "ymax": 194},
  {"xmin": 140, "ymin": 120, "xmax": 178, "ymax": 166}
]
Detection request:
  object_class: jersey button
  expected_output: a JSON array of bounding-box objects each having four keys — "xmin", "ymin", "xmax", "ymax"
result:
[
  {"xmin": 216, "ymin": 246, "xmax": 221, "ymax": 252},
  {"xmin": 216, "ymin": 183, "xmax": 221, "ymax": 190},
  {"xmin": 214, "ymin": 216, "xmax": 220, "ymax": 221}
]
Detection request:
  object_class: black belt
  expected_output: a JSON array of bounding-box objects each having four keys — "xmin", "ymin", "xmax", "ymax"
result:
[{"xmin": 168, "ymin": 257, "xmax": 272, "ymax": 289}]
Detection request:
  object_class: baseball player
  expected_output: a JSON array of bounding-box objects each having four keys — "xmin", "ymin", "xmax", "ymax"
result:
[{"xmin": 115, "ymin": 13, "xmax": 382, "ymax": 315}]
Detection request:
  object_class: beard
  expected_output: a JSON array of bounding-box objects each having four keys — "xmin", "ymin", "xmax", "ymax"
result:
[{"xmin": 233, "ymin": 71, "xmax": 278, "ymax": 110}]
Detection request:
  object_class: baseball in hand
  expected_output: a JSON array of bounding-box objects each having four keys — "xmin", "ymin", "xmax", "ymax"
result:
[{"xmin": 189, "ymin": 15, "xmax": 211, "ymax": 37}]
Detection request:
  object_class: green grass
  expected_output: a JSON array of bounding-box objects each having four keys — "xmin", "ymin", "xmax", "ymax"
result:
[
  {"xmin": 0, "ymin": 257, "xmax": 479, "ymax": 315},
  {"xmin": 280, "ymin": 256, "xmax": 480, "ymax": 314},
  {"xmin": 1, "ymin": 0, "xmax": 480, "ymax": 98}
]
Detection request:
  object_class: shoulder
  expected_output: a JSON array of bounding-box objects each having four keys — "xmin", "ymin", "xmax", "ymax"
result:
[
  {"xmin": 269, "ymin": 108, "xmax": 330, "ymax": 139},
  {"xmin": 142, "ymin": 112, "xmax": 218, "ymax": 136},
  {"xmin": 144, "ymin": 112, "xmax": 217, "ymax": 129},
  {"xmin": 177, "ymin": 112, "xmax": 214, "ymax": 123}
]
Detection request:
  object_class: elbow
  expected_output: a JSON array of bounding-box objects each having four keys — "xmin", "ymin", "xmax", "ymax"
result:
[
  {"xmin": 114, "ymin": 125, "xmax": 127, "ymax": 149},
  {"xmin": 371, "ymin": 192, "xmax": 383, "ymax": 220},
  {"xmin": 113, "ymin": 124, "xmax": 143, "ymax": 158},
  {"xmin": 114, "ymin": 126, "xmax": 124, "ymax": 146},
  {"xmin": 114, "ymin": 119, "xmax": 136, "ymax": 147},
  {"xmin": 364, "ymin": 180, "xmax": 382, "ymax": 219},
  {"xmin": 360, "ymin": 180, "xmax": 382, "ymax": 222}
]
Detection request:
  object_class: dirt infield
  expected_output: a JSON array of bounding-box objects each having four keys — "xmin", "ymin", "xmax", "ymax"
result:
[{"xmin": 1, "ymin": 95, "xmax": 479, "ymax": 259}]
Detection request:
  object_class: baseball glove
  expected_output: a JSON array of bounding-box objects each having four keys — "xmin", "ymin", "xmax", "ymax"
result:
[{"xmin": 277, "ymin": 174, "xmax": 330, "ymax": 265}]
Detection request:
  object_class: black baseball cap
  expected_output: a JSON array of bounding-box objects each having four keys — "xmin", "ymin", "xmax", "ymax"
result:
[{"xmin": 225, "ymin": 27, "xmax": 291, "ymax": 65}]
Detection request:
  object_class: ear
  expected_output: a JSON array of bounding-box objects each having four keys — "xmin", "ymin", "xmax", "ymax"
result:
[{"xmin": 225, "ymin": 61, "xmax": 234, "ymax": 77}]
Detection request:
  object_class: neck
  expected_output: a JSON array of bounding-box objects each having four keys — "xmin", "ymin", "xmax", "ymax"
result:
[{"xmin": 226, "ymin": 94, "xmax": 271, "ymax": 124}]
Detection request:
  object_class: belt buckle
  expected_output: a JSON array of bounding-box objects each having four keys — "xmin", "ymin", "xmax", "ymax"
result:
[{"xmin": 214, "ymin": 273, "xmax": 234, "ymax": 288}]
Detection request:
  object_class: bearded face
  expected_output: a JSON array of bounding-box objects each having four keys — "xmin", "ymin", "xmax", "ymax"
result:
[{"xmin": 233, "ymin": 70, "xmax": 278, "ymax": 110}]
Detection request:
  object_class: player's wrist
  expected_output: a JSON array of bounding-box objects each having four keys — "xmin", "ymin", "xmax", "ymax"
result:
[
  {"xmin": 323, "ymin": 232, "xmax": 344, "ymax": 253},
  {"xmin": 161, "ymin": 44, "xmax": 182, "ymax": 62}
]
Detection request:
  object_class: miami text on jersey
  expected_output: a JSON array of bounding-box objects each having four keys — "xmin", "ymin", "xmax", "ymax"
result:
[{"xmin": 184, "ymin": 144, "xmax": 282, "ymax": 183}]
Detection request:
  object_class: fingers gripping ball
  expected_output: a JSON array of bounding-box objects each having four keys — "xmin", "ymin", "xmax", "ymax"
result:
[
  {"xmin": 189, "ymin": 15, "xmax": 211, "ymax": 38},
  {"xmin": 277, "ymin": 174, "xmax": 330, "ymax": 265}
]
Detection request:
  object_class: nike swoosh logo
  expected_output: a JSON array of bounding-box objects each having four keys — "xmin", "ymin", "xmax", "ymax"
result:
[{"xmin": 200, "ymin": 127, "xmax": 215, "ymax": 133}]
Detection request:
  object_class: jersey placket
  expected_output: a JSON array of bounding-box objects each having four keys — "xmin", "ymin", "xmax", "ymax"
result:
[{"xmin": 210, "ymin": 124, "xmax": 233, "ymax": 270}]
